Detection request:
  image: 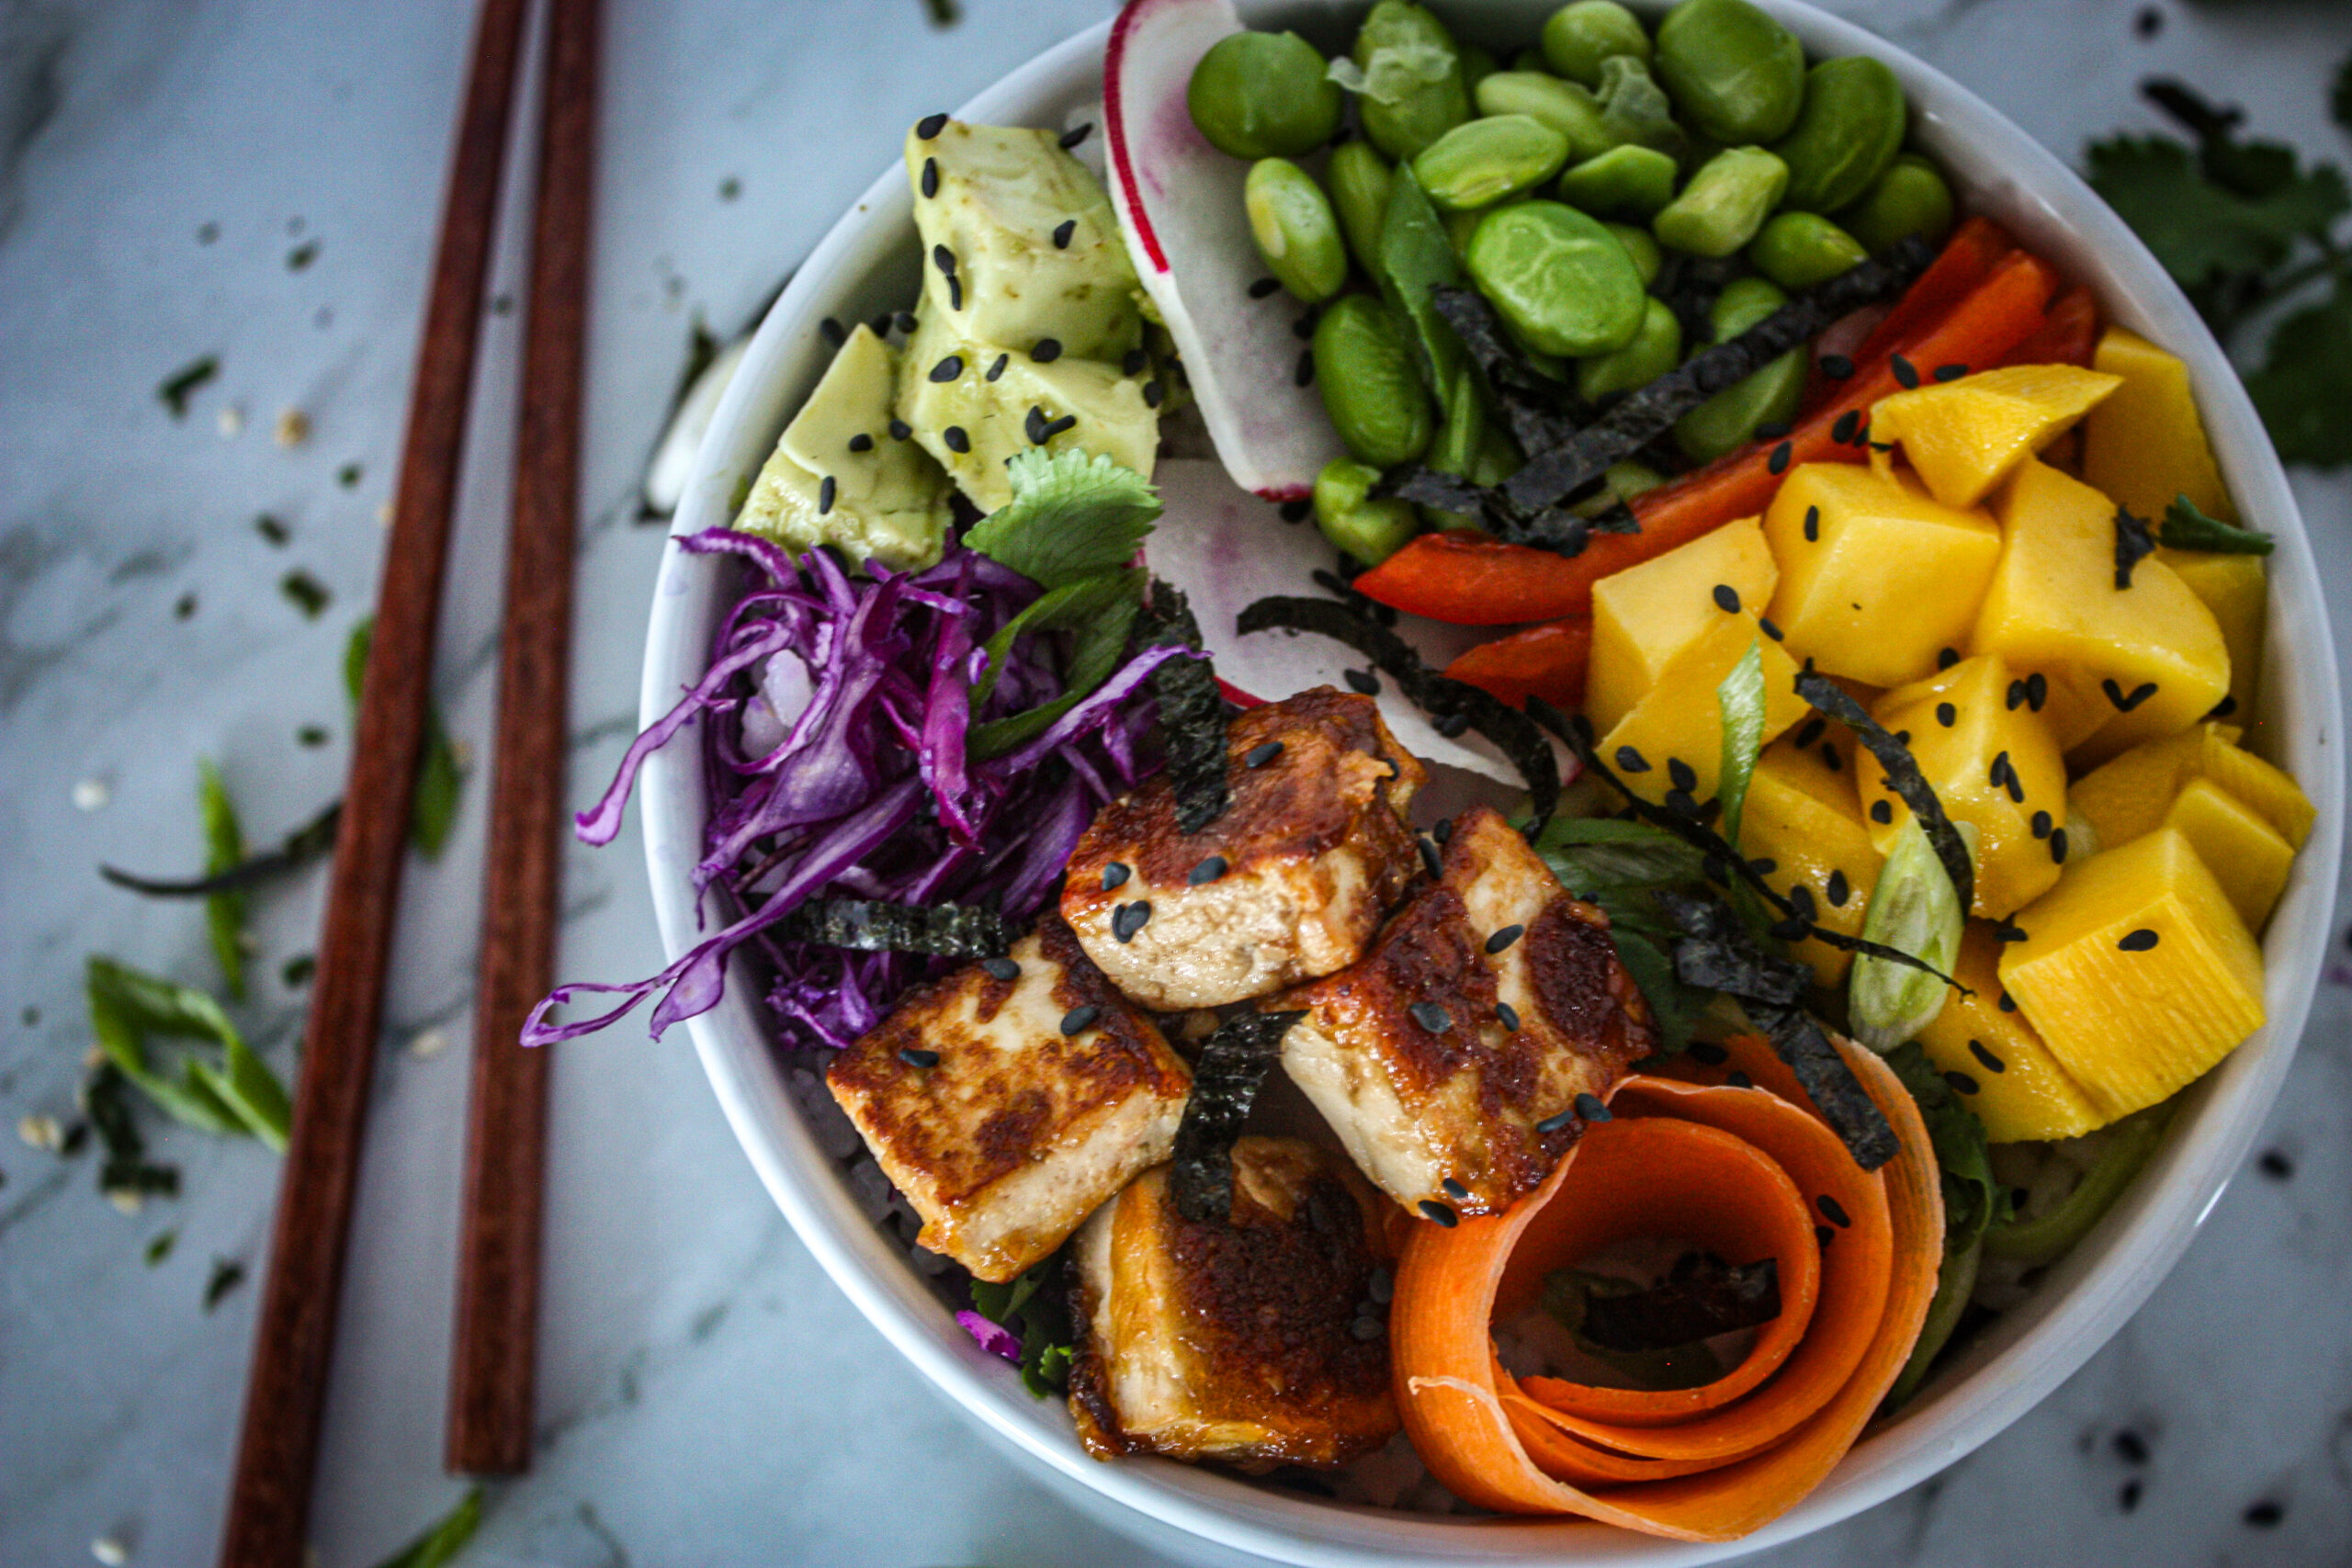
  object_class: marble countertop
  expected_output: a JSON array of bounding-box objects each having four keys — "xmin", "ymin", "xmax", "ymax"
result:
[{"xmin": 3, "ymin": 1, "xmax": 2347, "ymax": 1563}]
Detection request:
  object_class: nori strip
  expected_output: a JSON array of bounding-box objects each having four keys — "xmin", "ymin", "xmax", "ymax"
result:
[
  {"xmin": 1138, "ymin": 579, "xmax": 1231, "ymax": 835},
  {"xmin": 1170, "ymin": 1009, "xmax": 1307, "ymax": 1223},
  {"xmin": 1499, "ymin": 236, "xmax": 1935, "ymax": 513},
  {"xmin": 1387, "ymin": 467, "xmax": 1602, "ymax": 557},
  {"xmin": 1428, "ymin": 285, "xmax": 1589, "ymax": 455},
  {"xmin": 1653, "ymin": 254, "xmax": 1746, "ymax": 359},
  {"xmin": 1792, "ymin": 671, "xmax": 1974, "ymax": 914},
  {"xmin": 100, "ymin": 800, "xmax": 342, "ymax": 899},
  {"xmin": 1236, "ymin": 595, "xmax": 1559, "ymax": 827},
  {"xmin": 1579, "ymin": 1254, "xmax": 1782, "ymax": 1352},
  {"xmin": 2112, "ymin": 504, "xmax": 2155, "ymax": 589},
  {"xmin": 769, "ymin": 897, "xmax": 1018, "ymax": 958}
]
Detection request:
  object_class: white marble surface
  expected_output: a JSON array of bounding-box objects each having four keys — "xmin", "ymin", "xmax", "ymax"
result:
[{"xmin": 2, "ymin": 1, "xmax": 2347, "ymax": 1564}]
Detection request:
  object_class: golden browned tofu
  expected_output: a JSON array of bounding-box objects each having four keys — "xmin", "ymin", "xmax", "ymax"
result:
[
  {"xmin": 1061, "ymin": 689, "xmax": 1427, "ymax": 1010},
  {"xmin": 1068, "ymin": 1137, "xmax": 1402, "ymax": 1470},
  {"xmin": 1277, "ymin": 807, "xmax": 1655, "ymax": 1219},
  {"xmin": 826, "ymin": 918, "xmax": 1192, "ymax": 1282}
]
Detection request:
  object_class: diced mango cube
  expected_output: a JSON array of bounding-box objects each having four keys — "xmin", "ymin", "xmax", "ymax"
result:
[
  {"xmin": 1973, "ymin": 459, "xmax": 2230, "ymax": 765},
  {"xmin": 1917, "ymin": 922, "xmax": 2102, "ymax": 1143},
  {"xmin": 1588, "ymin": 517, "xmax": 1779, "ymax": 733},
  {"xmin": 1999, "ymin": 828, "xmax": 2266, "ymax": 1121},
  {"xmin": 1761, "ymin": 463, "xmax": 2003, "ymax": 689},
  {"xmin": 1860, "ymin": 654, "xmax": 2069, "ymax": 917},
  {"xmin": 1600, "ymin": 614, "xmax": 1808, "ymax": 809},
  {"xmin": 1869, "ymin": 363, "xmax": 2121, "ymax": 510},
  {"xmin": 2081, "ymin": 327, "xmax": 2234, "ymax": 525},
  {"xmin": 2165, "ymin": 777, "xmax": 2294, "ymax": 931},
  {"xmin": 2156, "ymin": 547, "xmax": 2265, "ymax": 726},
  {"xmin": 1740, "ymin": 737, "xmax": 1883, "ymax": 986},
  {"xmin": 2068, "ymin": 722, "xmax": 2311, "ymax": 852},
  {"xmin": 2197, "ymin": 738, "xmax": 2315, "ymax": 849}
]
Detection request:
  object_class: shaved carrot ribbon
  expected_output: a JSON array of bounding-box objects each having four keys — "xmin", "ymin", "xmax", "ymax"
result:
[{"xmin": 1390, "ymin": 1034, "xmax": 1944, "ymax": 1541}]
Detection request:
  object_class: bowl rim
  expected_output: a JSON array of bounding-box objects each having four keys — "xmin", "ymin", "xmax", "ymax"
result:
[{"xmin": 633, "ymin": 4, "xmax": 2346, "ymax": 1562}]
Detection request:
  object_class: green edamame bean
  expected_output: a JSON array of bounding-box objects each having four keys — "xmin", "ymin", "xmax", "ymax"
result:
[
  {"xmin": 1313, "ymin": 293, "xmax": 1434, "ymax": 466},
  {"xmin": 1245, "ymin": 159, "xmax": 1349, "ymax": 303},
  {"xmin": 1541, "ymin": 1, "xmax": 1652, "ymax": 88},
  {"xmin": 1314, "ymin": 457, "xmax": 1421, "ymax": 565},
  {"xmin": 1458, "ymin": 42, "xmax": 1500, "ymax": 99},
  {"xmin": 1747, "ymin": 210, "xmax": 1867, "ymax": 289},
  {"xmin": 1577, "ymin": 295, "xmax": 1682, "ymax": 402},
  {"xmin": 1413, "ymin": 115, "xmax": 1572, "ymax": 211},
  {"xmin": 1475, "ymin": 72, "xmax": 1613, "ymax": 164},
  {"xmin": 1327, "ymin": 141, "xmax": 1395, "ymax": 272},
  {"xmin": 1465, "ymin": 200, "xmax": 1646, "ymax": 356},
  {"xmin": 1352, "ymin": 2, "xmax": 1473, "ymax": 163},
  {"xmin": 1770, "ymin": 56, "xmax": 1906, "ymax": 213},
  {"xmin": 1674, "ymin": 275, "xmax": 1805, "ymax": 461},
  {"xmin": 1838, "ymin": 152, "xmax": 1955, "ymax": 254},
  {"xmin": 1510, "ymin": 47, "xmax": 1548, "ymax": 74},
  {"xmin": 1594, "ymin": 55, "xmax": 1685, "ymax": 159},
  {"xmin": 1443, "ymin": 204, "xmax": 1483, "ymax": 260},
  {"xmin": 1186, "ymin": 31, "xmax": 1343, "ymax": 160},
  {"xmin": 1653, "ymin": 0, "xmax": 1806, "ymax": 144},
  {"xmin": 1568, "ymin": 458, "xmax": 1667, "ymax": 516},
  {"xmin": 1557, "ymin": 143, "xmax": 1679, "ymax": 218},
  {"xmin": 1604, "ymin": 220, "xmax": 1661, "ymax": 286},
  {"xmin": 1654, "ymin": 144, "xmax": 1788, "ymax": 257}
]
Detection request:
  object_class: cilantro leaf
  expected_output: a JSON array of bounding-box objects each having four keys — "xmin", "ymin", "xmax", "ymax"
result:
[
  {"xmin": 1883, "ymin": 1043, "xmax": 2001, "ymax": 1251},
  {"xmin": 967, "ymin": 589, "xmax": 1143, "ymax": 759},
  {"xmin": 971, "ymin": 569, "xmax": 1143, "ymax": 710},
  {"xmin": 2086, "ymin": 136, "xmax": 2334, "ymax": 294},
  {"xmin": 2160, "ymin": 493, "xmax": 2275, "ymax": 554},
  {"xmin": 967, "ymin": 1257, "xmax": 1075, "ymax": 1399},
  {"xmin": 2245, "ymin": 282, "xmax": 2352, "ymax": 468},
  {"xmin": 963, "ymin": 448, "xmax": 1160, "ymax": 591}
]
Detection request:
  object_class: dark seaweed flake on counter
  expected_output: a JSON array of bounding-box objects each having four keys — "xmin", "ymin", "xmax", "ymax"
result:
[
  {"xmin": 279, "ymin": 570, "xmax": 331, "ymax": 620},
  {"xmin": 158, "ymin": 355, "xmax": 219, "ymax": 419}
]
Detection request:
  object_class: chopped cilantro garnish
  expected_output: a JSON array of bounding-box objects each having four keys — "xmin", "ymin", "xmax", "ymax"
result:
[
  {"xmin": 144, "ymin": 1228, "xmax": 177, "ymax": 1266},
  {"xmin": 963, "ymin": 447, "xmax": 1161, "ymax": 591},
  {"xmin": 280, "ymin": 570, "xmax": 331, "ymax": 619},
  {"xmin": 2160, "ymin": 493, "xmax": 2275, "ymax": 555},
  {"xmin": 157, "ymin": 355, "xmax": 219, "ymax": 418}
]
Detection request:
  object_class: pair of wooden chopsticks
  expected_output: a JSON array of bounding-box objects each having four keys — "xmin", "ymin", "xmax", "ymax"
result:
[{"xmin": 218, "ymin": 0, "xmax": 597, "ymax": 1560}]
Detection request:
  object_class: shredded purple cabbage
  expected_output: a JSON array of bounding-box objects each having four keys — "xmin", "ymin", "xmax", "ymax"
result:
[
  {"xmin": 526, "ymin": 528, "xmax": 1182, "ymax": 1050},
  {"xmin": 955, "ymin": 1309, "xmax": 1023, "ymax": 1362}
]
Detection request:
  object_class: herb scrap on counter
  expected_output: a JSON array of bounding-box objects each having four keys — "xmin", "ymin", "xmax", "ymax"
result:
[
  {"xmin": 368, "ymin": 1486, "xmax": 485, "ymax": 1568},
  {"xmin": 196, "ymin": 761, "xmax": 249, "ymax": 1000},
  {"xmin": 203, "ymin": 1256, "xmax": 246, "ymax": 1312},
  {"xmin": 1170, "ymin": 1009, "xmax": 1308, "ymax": 1224},
  {"xmin": 85, "ymin": 956, "xmax": 292, "ymax": 1153},
  {"xmin": 102, "ymin": 799, "xmax": 341, "ymax": 900},
  {"xmin": 157, "ymin": 355, "xmax": 219, "ymax": 418}
]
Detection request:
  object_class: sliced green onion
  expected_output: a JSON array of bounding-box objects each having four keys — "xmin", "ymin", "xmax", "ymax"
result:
[
  {"xmin": 1849, "ymin": 818, "xmax": 1973, "ymax": 1052},
  {"xmin": 1715, "ymin": 638, "xmax": 1767, "ymax": 847},
  {"xmin": 1982, "ymin": 1100, "xmax": 2175, "ymax": 1268}
]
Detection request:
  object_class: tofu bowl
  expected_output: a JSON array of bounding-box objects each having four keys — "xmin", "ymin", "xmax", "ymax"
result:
[{"xmin": 631, "ymin": 2, "xmax": 2344, "ymax": 1561}]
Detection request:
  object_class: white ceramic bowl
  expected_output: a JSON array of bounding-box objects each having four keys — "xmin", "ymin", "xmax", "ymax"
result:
[{"xmin": 637, "ymin": 5, "xmax": 2345, "ymax": 1561}]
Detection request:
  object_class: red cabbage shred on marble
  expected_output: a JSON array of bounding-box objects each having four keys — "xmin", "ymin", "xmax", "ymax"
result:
[{"xmin": 526, "ymin": 527, "xmax": 1185, "ymax": 1051}]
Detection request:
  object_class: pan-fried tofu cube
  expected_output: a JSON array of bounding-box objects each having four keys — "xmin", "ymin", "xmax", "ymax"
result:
[
  {"xmin": 1068, "ymin": 1137, "xmax": 1402, "ymax": 1470},
  {"xmin": 826, "ymin": 918, "xmax": 1192, "ymax": 1282},
  {"xmin": 1278, "ymin": 807, "xmax": 1655, "ymax": 1218},
  {"xmin": 1062, "ymin": 688, "xmax": 1427, "ymax": 1010}
]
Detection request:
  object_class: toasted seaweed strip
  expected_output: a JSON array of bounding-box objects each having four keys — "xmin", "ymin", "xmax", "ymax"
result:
[
  {"xmin": 1792, "ymin": 671, "xmax": 1974, "ymax": 914},
  {"xmin": 1170, "ymin": 1010, "xmax": 1308, "ymax": 1223},
  {"xmin": 1137, "ymin": 579, "xmax": 1230, "ymax": 835},
  {"xmin": 1429, "ymin": 285, "xmax": 1589, "ymax": 453},
  {"xmin": 1236, "ymin": 595, "xmax": 1560, "ymax": 827},
  {"xmin": 1499, "ymin": 236, "xmax": 1935, "ymax": 513},
  {"xmin": 1654, "ymin": 254, "xmax": 1746, "ymax": 359},
  {"xmin": 1388, "ymin": 467, "xmax": 1602, "ymax": 557},
  {"xmin": 101, "ymin": 800, "xmax": 343, "ymax": 899},
  {"xmin": 2112, "ymin": 504, "xmax": 2155, "ymax": 590},
  {"xmin": 768, "ymin": 897, "xmax": 1019, "ymax": 958},
  {"xmin": 1578, "ymin": 1255, "xmax": 1782, "ymax": 1352}
]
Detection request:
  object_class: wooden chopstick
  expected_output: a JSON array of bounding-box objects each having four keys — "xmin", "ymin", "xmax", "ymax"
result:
[
  {"xmin": 216, "ymin": 1, "xmax": 532, "ymax": 1562},
  {"xmin": 447, "ymin": 0, "xmax": 598, "ymax": 1477}
]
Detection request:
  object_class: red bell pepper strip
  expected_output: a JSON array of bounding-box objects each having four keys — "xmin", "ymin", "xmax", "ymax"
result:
[
  {"xmin": 1354, "ymin": 248, "xmax": 2063, "ymax": 626},
  {"xmin": 1442, "ymin": 617, "xmax": 1592, "ymax": 710},
  {"xmin": 2002, "ymin": 285, "xmax": 2099, "ymax": 368},
  {"xmin": 1849, "ymin": 216, "xmax": 2016, "ymax": 367}
]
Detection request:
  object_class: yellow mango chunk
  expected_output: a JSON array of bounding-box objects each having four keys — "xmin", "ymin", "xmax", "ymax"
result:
[
  {"xmin": 2068, "ymin": 722, "xmax": 2311, "ymax": 852},
  {"xmin": 1973, "ymin": 459, "xmax": 2230, "ymax": 765},
  {"xmin": 2165, "ymin": 777, "xmax": 2294, "ymax": 931},
  {"xmin": 1917, "ymin": 923, "xmax": 2101, "ymax": 1143},
  {"xmin": 2155, "ymin": 547, "xmax": 2265, "ymax": 723},
  {"xmin": 1761, "ymin": 462, "xmax": 2003, "ymax": 689},
  {"xmin": 1600, "ymin": 614, "xmax": 1808, "ymax": 809},
  {"xmin": 1869, "ymin": 363, "xmax": 2121, "ymax": 510},
  {"xmin": 1861, "ymin": 653, "xmax": 2069, "ymax": 917},
  {"xmin": 2000, "ymin": 828, "xmax": 2265, "ymax": 1121},
  {"xmin": 2198, "ymin": 739, "xmax": 2315, "ymax": 849},
  {"xmin": 1740, "ymin": 737, "xmax": 1883, "ymax": 987},
  {"xmin": 2081, "ymin": 327, "xmax": 2233, "ymax": 524},
  {"xmin": 1588, "ymin": 517, "xmax": 1779, "ymax": 733}
]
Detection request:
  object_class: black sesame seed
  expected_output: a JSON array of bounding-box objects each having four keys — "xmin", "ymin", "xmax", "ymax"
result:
[
  {"xmin": 1713, "ymin": 582, "xmax": 1741, "ymax": 613},
  {"xmin": 1759, "ymin": 615, "xmax": 1784, "ymax": 641},
  {"xmin": 1871, "ymin": 798, "xmax": 1894, "ymax": 824},
  {"xmin": 1291, "ymin": 309, "xmax": 1319, "ymax": 340},
  {"xmin": 1058, "ymin": 120, "xmax": 1093, "ymax": 150},
  {"xmin": 2027, "ymin": 672, "xmax": 2048, "ymax": 710},
  {"xmin": 898, "ymin": 1046, "xmax": 941, "ymax": 1068},
  {"xmin": 1817, "ymin": 1193, "xmax": 1852, "ymax": 1227},
  {"xmin": 2007, "ymin": 678, "xmax": 2030, "ymax": 711},
  {"xmin": 982, "ymin": 957, "xmax": 1020, "ymax": 982},
  {"xmin": 916, "ymin": 111, "xmax": 949, "ymax": 139},
  {"xmin": 1804, "ymin": 503, "xmax": 1821, "ymax": 542},
  {"xmin": 1142, "ymin": 378, "xmax": 1165, "ymax": 407},
  {"xmin": 1768, "ymin": 440, "xmax": 1792, "ymax": 475},
  {"xmin": 1754, "ymin": 419, "xmax": 1792, "ymax": 441},
  {"xmin": 1410, "ymin": 1001, "xmax": 1453, "ymax": 1033},
  {"xmin": 1102, "ymin": 862, "xmax": 1131, "ymax": 890},
  {"xmin": 2209, "ymin": 693, "xmax": 2238, "ymax": 718},
  {"xmin": 1726, "ymin": 1069, "xmax": 1754, "ymax": 1089},
  {"xmin": 1936, "ymin": 701, "xmax": 1958, "ymax": 728},
  {"xmin": 1831, "ymin": 410, "xmax": 1860, "ymax": 445},
  {"xmin": 2243, "ymin": 1499, "xmax": 2282, "ymax": 1529},
  {"xmin": 1536, "ymin": 1109, "xmax": 1576, "ymax": 1133},
  {"xmin": 895, "ymin": 310, "xmax": 919, "ymax": 334},
  {"xmin": 1435, "ymin": 711, "xmax": 1472, "ymax": 738},
  {"xmin": 1665, "ymin": 787, "xmax": 1702, "ymax": 818},
  {"xmin": 1496, "ymin": 1001, "xmax": 1521, "ymax": 1032},
  {"xmin": 1244, "ymin": 740, "xmax": 1283, "ymax": 769},
  {"xmin": 2103, "ymin": 677, "xmax": 2159, "ymax": 712},
  {"xmin": 1122, "ymin": 347, "xmax": 1148, "ymax": 376},
  {"xmin": 1345, "ymin": 667, "xmax": 1379, "ymax": 695},
  {"xmin": 2135, "ymin": 5, "xmax": 2163, "ymax": 37},
  {"xmin": 1934, "ymin": 362, "xmax": 1969, "ymax": 382},
  {"xmin": 1442, "ymin": 1177, "xmax": 1469, "ymax": 1200},
  {"xmin": 1486, "ymin": 925, "xmax": 1524, "ymax": 955},
  {"xmin": 1969, "ymin": 1039, "xmax": 2006, "ymax": 1074},
  {"xmin": 921, "ymin": 157, "xmax": 939, "ymax": 197},
  {"xmin": 1272, "ymin": 498, "xmax": 1309, "ymax": 525},
  {"xmin": 1051, "ymin": 218, "xmax": 1078, "ymax": 251},
  {"xmin": 2050, "ymin": 828, "xmax": 2069, "ymax": 863},
  {"xmin": 2119, "ymin": 928, "xmax": 2160, "ymax": 952},
  {"xmin": 1821, "ymin": 745, "xmax": 1842, "ymax": 772},
  {"xmin": 820, "ymin": 316, "xmax": 846, "ymax": 347},
  {"xmin": 888, "ymin": 417, "xmax": 912, "ymax": 440},
  {"xmin": 2257, "ymin": 1148, "xmax": 2293, "ymax": 1180},
  {"xmin": 1295, "ymin": 347, "xmax": 1315, "ymax": 386},
  {"xmin": 1821, "ymin": 353, "xmax": 1854, "ymax": 379},
  {"xmin": 1815, "ymin": 1224, "xmax": 1834, "ymax": 1247},
  {"xmin": 2114, "ymin": 1429, "xmax": 2151, "ymax": 1465},
  {"xmin": 848, "ymin": 432, "xmax": 875, "ymax": 453},
  {"xmin": 1041, "ymin": 412, "xmax": 1078, "ymax": 440},
  {"xmin": 1419, "ymin": 1199, "xmax": 1459, "ymax": 1226},
  {"xmin": 1032, "ymin": 336, "xmax": 1063, "ymax": 363},
  {"xmin": 1060, "ymin": 1005, "xmax": 1101, "ymax": 1036},
  {"xmin": 1689, "ymin": 1041, "xmax": 1729, "ymax": 1066},
  {"xmin": 1249, "ymin": 276, "xmax": 1282, "ymax": 299},
  {"xmin": 1998, "ymin": 989, "xmax": 2018, "ymax": 1011},
  {"xmin": 1793, "ymin": 716, "xmax": 1826, "ymax": 750},
  {"xmin": 1188, "ymin": 855, "xmax": 1228, "ymax": 886},
  {"xmin": 1945, "ymin": 1070, "xmax": 1979, "ymax": 1095},
  {"xmin": 1614, "ymin": 744, "xmax": 1651, "ymax": 773},
  {"xmin": 985, "ymin": 352, "xmax": 1008, "ymax": 382},
  {"xmin": 1938, "ymin": 646, "xmax": 1961, "ymax": 670},
  {"xmin": 1788, "ymin": 883, "xmax": 1817, "ymax": 922},
  {"xmin": 946, "ymin": 275, "xmax": 962, "ymax": 310},
  {"xmin": 1112, "ymin": 901, "xmax": 1152, "ymax": 942},
  {"xmin": 1668, "ymin": 757, "xmax": 1699, "ymax": 793},
  {"xmin": 1023, "ymin": 405, "xmax": 1049, "ymax": 446},
  {"xmin": 1891, "ymin": 352, "xmax": 1920, "ymax": 389},
  {"xmin": 1826, "ymin": 868, "xmax": 1851, "ymax": 908},
  {"xmin": 2030, "ymin": 808, "xmax": 2052, "ymax": 840},
  {"xmin": 929, "ymin": 354, "xmax": 963, "ymax": 383},
  {"xmin": 1351, "ymin": 1314, "xmax": 1385, "ymax": 1340},
  {"xmin": 943, "ymin": 424, "xmax": 970, "ymax": 453},
  {"xmin": 817, "ymin": 475, "xmax": 836, "ymax": 515},
  {"xmin": 932, "ymin": 243, "xmax": 956, "ymax": 276},
  {"xmin": 2119, "ymin": 1479, "xmax": 2142, "ymax": 1513},
  {"xmin": 1575, "ymin": 1092, "xmax": 1611, "ymax": 1123},
  {"xmin": 1419, "ymin": 837, "xmax": 1442, "ymax": 878},
  {"xmin": 1432, "ymin": 818, "xmax": 1454, "ymax": 845},
  {"xmin": 1995, "ymin": 918, "xmax": 2028, "ymax": 943}
]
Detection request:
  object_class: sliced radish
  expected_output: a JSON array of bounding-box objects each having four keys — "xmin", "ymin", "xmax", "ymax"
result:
[
  {"xmin": 1105, "ymin": 0, "xmax": 1347, "ymax": 502},
  {"xmin": 1145, "ymin": 459, "xmax": 1567, "ymax": 794}
]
